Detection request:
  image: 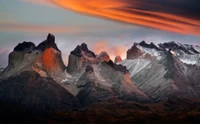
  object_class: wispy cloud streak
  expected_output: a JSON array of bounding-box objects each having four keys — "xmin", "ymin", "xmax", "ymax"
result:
[{"xmin": 50, "ymin": 0, "xmax": 200, "ymax": 35}]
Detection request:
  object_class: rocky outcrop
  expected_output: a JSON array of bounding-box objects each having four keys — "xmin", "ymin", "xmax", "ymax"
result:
[
  {"xmin": 14, "ymin": 42, "xmax": 35, "ymax": 51},
  {"xmin": 67, "ymin": 43, "xmax": 97, "ymax": 74},
  {"xmin": 70, "ymin": 43, "xmax": 96, "ymax": 58},
  {"xmin": 36, "ymin": 33, "xmax": 60, "ymax": 51},
  {"xmin": 103, "ymin": 60, "xmax": 129, "ymax": 74},
  {"xmin": 114, "ymin": 55, "xmax": 122, "ymax": 63},
  {"xmin": 158, "ymin": 41, "xmax": 178, "ymax": 49},
  {"xmin": 159, "ymin": 41, "xmax": 200, "ymax": 54},
  {"xmin": 139, "ymin": 41, "xmax": 160, "ymax": 51},
  {"xmin": 33, "ymin": 34, "xmax": 66, "ymax": 82},
  {"xmin": 127, "ymin": 43, "xmax": 143, "ymax": 60},
  {"xmin": 96, "ymin": 51, "xmax": 110, "ymax": 62}
]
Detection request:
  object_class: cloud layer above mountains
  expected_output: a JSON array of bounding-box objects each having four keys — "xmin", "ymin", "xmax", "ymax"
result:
[{"xmin": 50, "ymin": 0, "xmax": 200, "ymax": 35}]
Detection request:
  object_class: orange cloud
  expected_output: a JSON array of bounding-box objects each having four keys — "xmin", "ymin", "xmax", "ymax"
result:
[
  {"xmin": 0, "ymin": 18, "xmax": 136, "ymax": 34},
  {"xmin": 0, "ymin": 19, "xmax": 82, "ymax": 34},
  {"xmin": 0, "ymin": 19, "xmax": 119, "ymax": 34},
  {"xmin": 50, "ymin": 0, "xmax": 200, "ymax": 36}
]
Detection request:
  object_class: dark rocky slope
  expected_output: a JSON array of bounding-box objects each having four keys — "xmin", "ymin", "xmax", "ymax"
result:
[{"xmin": 0, "ymin": 71, "xmax": 80, "ymax": 115}]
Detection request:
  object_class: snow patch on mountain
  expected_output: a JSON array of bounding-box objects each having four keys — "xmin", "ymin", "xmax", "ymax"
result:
[
  {"xmin": 179, "ymin": 59, "xmax": 197, "ymax": 65},
  {"xmin": 175, "ymin": 51, "xmax": 200, "ymax": 65},
  {"xmin": 137, "ymin": 45, "xmax": 162, "ymax": 60}
]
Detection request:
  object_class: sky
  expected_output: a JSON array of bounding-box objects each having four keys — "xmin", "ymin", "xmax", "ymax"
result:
[{"xmin": 0, "ymin": 0, "xmax": 200, "ymax": 65}]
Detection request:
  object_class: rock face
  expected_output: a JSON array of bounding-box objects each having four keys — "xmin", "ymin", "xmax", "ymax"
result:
[
  {"xmin": 127, "ymin": 43, "xmax": 143, "ymax": 60},
  {"xmin": 67, "ymin": 43, "xmax": 97, "ymax": 74},
  {"xmin": 33, "ymin": 33, "xmax": 66, "ymax": 82},
  {"xmin": 114, "ymin": 55, "xmax": 122, "ymax": 63},
  {"xmin": 14, "ymin": 42, "xmax": 35, "ymax": 51},
  {"xmin": 0, "ymin": 71, "xmax": 80, "ymax": 115},
  {"xmin": 104, "ymin": 60, "xmax": 129, "ymax": 74},
  {"xmin": 36, "ymin": 33, "xmax": 60, "ymax": 51},
  {"xmin": 96, "ymin": 51, "xmax": 111, "ymax": 62},
  {"xmin": 99, "ymin": 61, "xmax": 151, "ymax": 101},
  {"xmin": 1, "ymin": 33, "xmax": 66, "ymax": 83},
  {"xmin": 139, "ymin": 41, "xmax": 160, "ymax": 51},
  {"xmin": 120, "ymin": 41, "xmax": 200, "ymax": 101},
  {"xmin": 74, "ymin": 62, "xmax": 151, "ymax": 106}
]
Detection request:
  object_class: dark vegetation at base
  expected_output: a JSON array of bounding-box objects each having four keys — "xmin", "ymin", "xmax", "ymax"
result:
[{"xmin": 1, "ymin": 98, "xmax": 200, "ymax": 124}]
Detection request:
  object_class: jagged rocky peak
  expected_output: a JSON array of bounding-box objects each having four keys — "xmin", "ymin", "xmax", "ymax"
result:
[
  {"xmin": 139, "ymin": 41, "xmax": 160, "ymax": 50},
  {"xmin": 14, "ymin": 41, "xmax": 36, "ymax": 52},
  {"xmin": 158, "ymin": 41, "xmax": 178, "ymax": 49},
  {"xmin": 2, "ymin": 33, "xmax": 66, "ymax": 82},
  {"xmin": 97, "ymin": 51, "xmax": 110, "ymax": 62},
  {"xmin": 67, "ymin": 43, "xmax": 97, "ymax": 74},
  {"xmin": 8, "ymin": 41, "xmax": 36, "ymax": 68},
  {"xmin": 71, "ymin": 43, "xmax": 96, "ymax": 58},
  {"xmin": 127, "ymin": 43, "xmax": 143, "ymax": 60},
  {"xmin": 158, "ymin": 41, "xmax": 199, "ymax": 54},
  {"xmin": 127, "ymin": 41, "xmax": 200, "ymax": 64},
  {"xmin": 80, "ymin": 43, "xmax": 89, "ymax": 51},
  {"xmin": 36, "ymin": 33, "xmax": 60, "ymax": 51},
  {"xmin": 33, "ymin": 33, "xmax": 65, "ymax": 82},
  {"xmin": 115, "ymin": 55, "xmax": 122, "ymax": 63}
]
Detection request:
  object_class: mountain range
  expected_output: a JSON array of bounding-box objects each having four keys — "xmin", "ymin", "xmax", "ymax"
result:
[{"xmin": 0, "ymin": 34, "xmax": 200, "ymax": 123}]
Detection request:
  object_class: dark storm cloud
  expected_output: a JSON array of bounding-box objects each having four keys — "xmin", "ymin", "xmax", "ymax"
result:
[{"xmin": 125, "ymin": 0, "xmax": 200, "ymax": 20}]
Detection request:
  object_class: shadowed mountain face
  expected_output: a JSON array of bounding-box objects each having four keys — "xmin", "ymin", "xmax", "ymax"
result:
[{"xmin": 0, "ymin": 71, "xmax": 80, "ymax": 115}]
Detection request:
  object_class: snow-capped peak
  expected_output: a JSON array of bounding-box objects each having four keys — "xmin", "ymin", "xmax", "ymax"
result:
[{"xmin": 128, "ymin": 41, "xmax": 200, "ymax": 65}]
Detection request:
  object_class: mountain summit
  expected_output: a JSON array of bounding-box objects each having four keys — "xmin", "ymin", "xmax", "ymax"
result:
[{"xmin": 1, "ymin": 33, "xmax": 66, "ymax": 82}]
